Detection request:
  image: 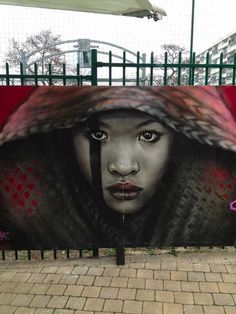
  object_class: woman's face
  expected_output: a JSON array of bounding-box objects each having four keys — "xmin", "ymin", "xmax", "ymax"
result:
[{"xmin": 73, "ymin": 110, "xmax": 173, "ymax": 214}]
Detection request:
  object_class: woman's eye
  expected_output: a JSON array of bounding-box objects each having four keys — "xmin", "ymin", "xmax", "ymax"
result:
[
  {"xmin": 90, "ymin": 130, "xmax": 108, "ymax": 141},
  {"xmin": 138, "ymin": 131, "xmax": 163, "ymax": 143}
]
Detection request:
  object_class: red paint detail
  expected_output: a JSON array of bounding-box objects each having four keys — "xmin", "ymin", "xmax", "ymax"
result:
[
  {"xmin": 27, "ymin": 167, "xmax": 33, "ymax": 173},
  {"xmin": 31, "ymin": 199, "xmax": 38, "ymax": 207},
  {"xmin": 219, "ymin": 183, "xmax": 224, "ymax": 189},
  {"xmin": 224, "ymin": 193, "xmax": 230, "ymax": 199},
  {"xmin": 24, "ymin": 192, "xmax": 30, "ymax": 199},
  {"xmin": 17, "ymin": 184, "xmax": 23, "ymax": 192},
  {"xmin": 21, "ymin": 174, "xmax": 28, "ymax": 181},
  {"xmin": 27, "ymin": 208, "xmax": 33, "ymax": 213},
  {"xmin": 28, "ymin": 182, "xmax": 35, "ymax": 190},
  {"xmin": 12, "ymin": 193, "xmax": 18, "ymax": 200},
  {"xmin": 205, "ymin": 187, "xmax": 212, "ymax": 194},
  {"xmin": 14, "ymin": 168, "xmax": 20, "ymax": 174},
  {"xmin": 8, "ymin": 176, "xmax": 15, "ymax": 185},
  {"xmin": 228, "ymin": 184, "xmax": 233, "ymax": 190},
  {"xmin": 19, "ymin": 200, "xmax": 25, "ymax": 207},
  {"xmin": 4, "ymin": 186, "xmax": 10, "ymax": 193}
]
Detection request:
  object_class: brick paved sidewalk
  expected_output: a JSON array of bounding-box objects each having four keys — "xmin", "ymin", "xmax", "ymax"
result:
[{"xmin": 0, "ymin": 251, "xmax": 236, "ymax": 314}]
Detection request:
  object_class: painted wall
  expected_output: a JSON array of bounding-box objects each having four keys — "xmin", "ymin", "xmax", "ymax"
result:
[{"xmin": 0, "ymin": 86, "xmax": 236, "ymax": 249}]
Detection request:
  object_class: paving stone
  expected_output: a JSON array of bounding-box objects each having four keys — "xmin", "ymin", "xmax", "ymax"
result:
[
  {"xmin": 128, "ymin": 278, "xmax": 145, "ymax": 289},
  {"xmin": 203, "ymin": 305, "xmax": 225, "ymax": 314},
  {"xmin": 43, "ymin": 274, "xmax": 62, "ymax": 284},
  {"xmin": 181, "ymin": 281, "xmax": 199, "ymax": 292},
  {"xmin": 0, "ymin": 305, "xmax": 17, "ymax": 314},
  {"xmin": 164, "ymin": 280, "xmax": 181, "ymax": 291},
  {"xmin": 145, "ymin": 262, "xmax": 161, "ymax": 270},
  {"xmin": 123, "ymin": 300, "xmax": 142, "ymax": 314},
  {"xmin": 213, "ymin": 293, "xmax": 234, "ymax": 305},
  {"xmin": 136, "ymin": 289, "xmax": 155, "ymax": 301},
  {"xmin": 118, "ymin": 288, "xmax": 136, "ymax": 300},
  {"xmin": 224, "ymin": 306, "xmax": 236, "ymax": 314},
  {"xmin": 226, "ymin": 265, "xmax": 236, "ymax": 273},
  {"xmin": 103, "ymin": 299, "xmax": 123, "ymax": 312},
  {"xmin": 199, "ymin": 282, "xmax": 219, "ymax": 293},
  {"xmin": 177, "ymin": 263, "xmax": 194, "ymax": 271},
  {"xmin": 218, "ymin": 283, "xmax": 236, "ymax": 293},
  {"xmin": 100, "ymin": 287, "xmax": 119, "ymax": 299},
  {"xmin": 30, "ymin": 283, "xmax": 50, "ymax": 295},
  {"xmin": 87, "ymin": 267, "xmax": 104, "ymax": 276},
  {"xmin": 188, "ymin": 272, "xmax": 205, "ymax": 282},
  {"xmin": 146, "ymin": 279, "xmax": 163, "ymax": 290},
  {"xmin": 210, "ymin": 264, "xmax": 227, "ymax": 273},
  {"xmin": 41, "ymin": 266, "xmax": 58, "ymax": 274},
  {"xmin": 205, "ymin": 273, "xmax": 222, "ymax": 282},
  {"xmin": 34, "ymin": 309, "xmax": 54, "ymax": 314},
  {"xmin": 77, "ymin": 275, "xmax": 95, "ymax": 285},
  {"xmin": 81, "ymin": 286, "xmax": 101, "ymax": 297},
  {"xmin": 28, "ymin": 273, "xmax": 47, "ymax": 283},
  {"xmin": 161, "ymin": 262, "xmax": 177, "ymax": 271},
  {"xmin": 30, "ymin": 295, "xmax": 51, "ymax": 308},
  {"xmin": 27, "ymin": 267, "xmax": 43, "ymax": 274},
  {"xmin": 94, "ymin": 276, "xmax": 112, "ymax": 287},
  {"xmin": 222, "ymin": 274, "xmax": 236, "ymax": 283},
  {"xmin": 0, "ymin": 282, "xmax": 18, "ymax": 293},
  {"xmin": 13, "ymin": 282, "xmax": 34, "ymax": 294},
  {"xmin": 171, "ymin": 271, "xmax": 187, "ymax": 281},
  {"xmin": 143, "ymin": 301, "xmax": 162, "ymax": 314},
  {"xmin": 193, "ymin": 264, "xmax": 210, "ymax": 272},
  {"xmin": 194, "ymin": 293, "xmax": 214, "ymax": 305},
  {"xmin": 47, "ymin": 295, "xmax": 68, "ymax": 308},
  {"xmin": 56, "ymin": 266, "xmax": 74, "ymax": 274},
  {"xmin": 72, "ymin": 266, "xmax": 88, "ymax": 275},
  {"xmin": 12, "ymin": 294, "xmax": 34, "ymax": 306},
  {"xmin": 137, "ymin": 269, "xmax": 153, "ymax": 279},
  {"xmin": 64, "ymin": 285, "xmax": 83, "ymax": 297},
  {"xmin": 0, "ymin": 272, "xmax": 16, "ymax": 281},
  {"xmin": 120, "ymin": 268, "xmax": 137, "ymax": 278},
  {"xmin": 0, "ymin": 293, "xmax": 17, "ymax": 305},
  {"xmin": 60, "ymin": 274, "xmax": 78, "ymax": 285},
  {"xmin": 46, "ymin": 284, "xmax": 67, "ymax": 295},
  {"xmin": 163, "ymin": 303, "xmax": 183, "ymax": 314},
  {"xmin": 174, "ymin": 292, "xmax": 194, "ymax": 304},
  {"xmin": 183, "ymin": 304, "xmax": 204, "ymax": 314},
  {"xmin": 154, "ymin": 270, "xmax": 170, "ymax": 280},
  {"xmin": 156, "ymin": 291, "xmax": 174, "ymax": 303},
  {"xmin": 111, "ymin": 277, "xmax": 128, "ymax": 287},
  {"xmin": 103, "ymin": 267, "xmax": 120, "ymax": 277},
  {"xmin": 11, "ymin": 273, "xmax": 31, "ymax": 283},
  {"xmin": 14, "ymin": 306, "xmax": 35, "ymax": 314},
  {"xmin": 54, "ymin": 310, "xmax": 74, "ymax": 314},
  {"xmin": 84, "ymin": 298, "xmax": 105, "ymax": 311},
  {"xmin": 65, "ymin": 296, "xmax": 86, "ymax": 310}
]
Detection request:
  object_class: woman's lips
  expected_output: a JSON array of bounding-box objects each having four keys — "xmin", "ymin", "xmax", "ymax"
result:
[{"xmin": 107, "ymin": 182, "xmax": 143, "ymax": 201}]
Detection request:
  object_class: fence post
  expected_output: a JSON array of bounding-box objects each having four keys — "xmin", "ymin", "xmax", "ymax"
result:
[{"xmin": 91, "ymin": 49, "xmax": 98, "ymax": 86}]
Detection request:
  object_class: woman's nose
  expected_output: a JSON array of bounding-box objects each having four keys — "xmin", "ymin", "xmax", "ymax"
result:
[{"xmin": 108, "ymin": 159, "xmax": 140, "ymax": 177}]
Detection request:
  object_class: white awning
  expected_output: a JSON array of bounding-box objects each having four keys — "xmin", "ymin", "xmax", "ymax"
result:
[{"xmin": 0, "ymin": 0, "xmax": 167, "ymax": 20}]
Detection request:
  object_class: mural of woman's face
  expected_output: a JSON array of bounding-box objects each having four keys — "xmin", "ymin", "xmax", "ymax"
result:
[{"xmin": 73, "ymin": 110, "xmax": 173, "ymax": 214}]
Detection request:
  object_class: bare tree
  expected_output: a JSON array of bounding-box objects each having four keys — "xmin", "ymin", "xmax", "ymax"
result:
[{"xmin": 6, "ymin": 30, "xmax": 66, "ymax": 85}]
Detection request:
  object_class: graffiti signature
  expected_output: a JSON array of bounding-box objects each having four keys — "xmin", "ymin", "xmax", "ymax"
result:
[
  {"xmin": 0, "ymin": 231, "xmax": 9, "ymax": 241},
  {"xmin": 230, "ymin": 200, "xmax": 236, "ymax": 211}
]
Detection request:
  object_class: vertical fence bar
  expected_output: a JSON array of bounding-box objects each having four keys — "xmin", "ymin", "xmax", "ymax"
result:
[
  {"xmin": 150, "ymin": 52, "xmax": 154, "ymax": 86},
  {"xmin": 191, "ymin": 53, "xmax": 196, "ymax": 85},
  {"xmin": 163, "ymin": 52, "xmax": 168, "ymax": 85},
  {"xmin": 177, "ymin": 51, "xmax": 182, "ymax": 85},
  {"xmin": 66, "ymin": 249, "xmax": 70, "ymax": 258},
  {"xmin": 93, "ymin": 249, "xmax": 99, "ymax": 257},
  {"xmin": 123, "ymin": 51, "xmax": 126, "ymax": 86},
  {"xmin": 63, "ymin": 64, "xmax": 66, "ymax": 86},
  {"xmin": 53, "ymin": 250, "xmax": 57, "ymax": 259},
  {"xmin": 14, "ymin": 250, "xmax": 18, "ymax": 260},
  {"xmin": 34, "ymin": 63, "xmax": 38, "ymax": 86},
  {"xmin": 48, "ymin": 64, "xmax": 52, "ymax": 86},
  {"xmin": 205, "ymin": 53, "xmax": 210, "ymax": 85},
  {"xmin": 108, "ymin": 51, "xmax": 112, "ymax": 86},
  {"xmin": 5, "ymin": 63, "xmax": 10, "ymax": 86},
  {"xmin": 76, "ymin": 63, "xmax": 80, "ymax": 85},
  {"xmin": 233, "ymin": 53, "xmax": 236, "ymax": 85},
  {"xmin": 40, "ymin": 250, "xmax": 44, "ymax": 260},
  {"xmin": 20, "ymin": 63, "xmax": 25, "ymax": 85},
  {"xmin": 218, "ymin": 53, "xmax": 224, "ymax": 85},
  {"xmin": 2, "ymin": 251, "xmax": 5, "ymax": 261},
  {"xmin": 28, "ymin": 250, "xmax": 31, "ymax": 260},
  {"xmin": 136, "ymin": 52, "xmax": 140, "ymax": 86},
  {"xmin": 91, "ymin": 49, "xmax": 98, "ymax": 86}
]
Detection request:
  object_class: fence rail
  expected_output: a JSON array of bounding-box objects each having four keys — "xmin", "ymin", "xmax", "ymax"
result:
[{"xmin": 0, "ymin": 49, "xmax": 235, "ymax": 86}]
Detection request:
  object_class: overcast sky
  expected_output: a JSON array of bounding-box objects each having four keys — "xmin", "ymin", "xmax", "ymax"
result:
[{"xmin": 0, "ymin": 0, "xmax": 235, "ymax": 65}]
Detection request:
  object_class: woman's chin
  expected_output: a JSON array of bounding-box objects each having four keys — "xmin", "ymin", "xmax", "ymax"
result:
[{"xmin": 105, "ymin": 199, "xmax": 144, "ymax": 215}]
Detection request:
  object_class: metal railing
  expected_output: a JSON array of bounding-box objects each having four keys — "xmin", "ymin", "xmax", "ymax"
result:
[{"xmin": 0, "ymin": 49, "xmax": 235, "ymax": 86}]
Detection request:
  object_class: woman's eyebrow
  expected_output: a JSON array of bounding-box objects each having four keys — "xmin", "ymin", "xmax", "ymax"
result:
[{"xmin": 135, "ymin": 119, "xmax": 159, "ymax": 128}]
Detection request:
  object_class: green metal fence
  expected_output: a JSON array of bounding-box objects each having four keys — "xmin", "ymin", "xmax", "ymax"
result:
[{"xmin": 0, "ymin": 49, "xmax": 235, "ymax": 86}]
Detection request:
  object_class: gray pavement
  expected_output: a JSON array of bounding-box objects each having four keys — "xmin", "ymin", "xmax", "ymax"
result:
[{"xmin": 0, "ymin": 250, "xmax": 236, "ymax": 314}]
